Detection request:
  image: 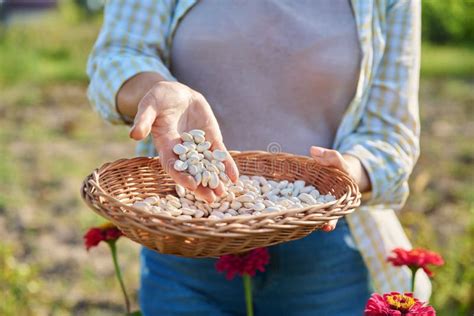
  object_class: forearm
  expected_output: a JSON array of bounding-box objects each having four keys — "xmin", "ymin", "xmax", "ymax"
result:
[{"xmin": 117, "ymin": 72, "xmax": 166, "ymax": 119}]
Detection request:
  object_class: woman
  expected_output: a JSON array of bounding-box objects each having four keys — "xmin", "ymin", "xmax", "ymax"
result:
[{"xmin": 87, "ymin": 0, "xmax": 430, "ymax": 315}]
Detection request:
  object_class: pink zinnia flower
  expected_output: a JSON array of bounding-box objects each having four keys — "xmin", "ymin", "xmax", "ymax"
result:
[
  {"xmin": 364, "ymin": 292, "xmax": 436, "ymax": 316},
  {"xmin": 215, "ymin": 248, "xmax": 270, "ymax": 280},
  {"xmin": 83, "ymin": 222, "xmax": 123, "ymax": 251},
  {"xmin": 387, "ymin": 248, "xmax": 444, "ymax": 277}
]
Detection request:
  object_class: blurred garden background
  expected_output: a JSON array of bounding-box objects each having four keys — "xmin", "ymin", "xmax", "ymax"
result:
[{"xmin": 1, "ymin": 1, "xmax": 473, "ymax": 315}]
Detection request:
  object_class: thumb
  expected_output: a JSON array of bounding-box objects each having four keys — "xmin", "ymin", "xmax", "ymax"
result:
[
  {"xmin": 310, "ymin": 146, "xmax": 326, "ymax": 158},
  {"xmin": 129, "ymin": 95, "xmax": 158, "ymax": 141},
  {"xmin": 310, "ymin": 146, "xmax": 346, "ymax": 171}
]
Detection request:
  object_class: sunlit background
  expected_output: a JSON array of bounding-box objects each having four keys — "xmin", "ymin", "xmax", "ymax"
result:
[{"xmin": 0, "ymin": 1, "xmax": 473, "ymax": 315}]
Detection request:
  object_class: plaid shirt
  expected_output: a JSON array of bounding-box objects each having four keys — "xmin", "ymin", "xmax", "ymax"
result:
[{"xmin": 87, "ymin": 0, "xmax": 431, "ymax": 299}]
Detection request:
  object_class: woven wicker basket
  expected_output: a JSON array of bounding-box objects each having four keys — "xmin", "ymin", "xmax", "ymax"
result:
[{"xmin": 81, "ymin": 151, "xmax": 360, "ymax": 257}]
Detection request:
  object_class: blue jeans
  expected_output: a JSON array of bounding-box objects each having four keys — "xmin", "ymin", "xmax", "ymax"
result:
[{"xmin": 139, "ymin": 219, "xmax": 371, "ymax": 316}]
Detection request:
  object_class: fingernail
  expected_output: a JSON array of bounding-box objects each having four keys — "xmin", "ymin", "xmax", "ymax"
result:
[
  {"xmin": 322, "ymin": 224, "xmax": 334, "ymax": 232},
  {"xmin": 129, "ymin": 125, "xmax": 139, "ymax": 139}
]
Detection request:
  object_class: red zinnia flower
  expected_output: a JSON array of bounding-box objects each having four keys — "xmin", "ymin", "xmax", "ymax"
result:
[
  {"xmin": 387, "ymin": 248, "xmax": 444, "ymax": 277},
  {"xmin": 364, "ymin": 292, "xmax": 436, "ymax": 316},
  {"xmin": 84, "ymin": 222, "xmax": 123, "ymax": 251},
  {"xmin": 216, "ymin": 248, "xmax": 270, "ymax": 280}
]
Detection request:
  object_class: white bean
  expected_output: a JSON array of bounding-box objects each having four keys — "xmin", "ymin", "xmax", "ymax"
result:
[
  {"xmin": 174, "ymin": 160, "xmax": 188, "ymax": 172},
  {"xmin": 182, "ymin": 208, "xmax": 196, "ymax": 216},
  {"xmin": 193, "ymin": 134, "xmax": 206, "ymax": 144},
  {"xmin": 244, "ymin": 202, "xmax": 255, "ymax": 209},
  {"xmin": 180, "ymin": 132, "xmax": 194, "ymax": 142},
  {"xmin": 226, "ymin": 209, "xmax": 238, "ymax": 216},
  {"xmin": 167, "ymin": 205, "xmax": 182, "ymax": 216},
  {"xmin": 133, "ymin": 201, "xmax": 151, "ymax": 211},
  {"xmin": 298, "ymin": 193, "xmax": 318, "ymax": 204},
  {"xmin": 194, "ymin": 173, "xmax": 202, "ymax": 186},
  {"xmin": 310, "ymin": 189, "xmax": 320, "ymax": 199},
  {"xmin": 230, "ymin": 200, "xmax": 242, "ymax": 210},
  {"xmin": 253, "ymin": 202, "xmax": 266, "ymax": 211},
  {"xmin": 218, "ymin": 201, "xmax": 230, "ymax": 212},
  {"xmin": 188, "ymin": 164, "xmax": 200, "ymax": 176},
  {"xmin": 144, "ymin": 196, "xmax": 160, "ymax": 205},
  {"xmin": 182, "ymin": 141, "xmax": 197, "ymax": 150},
  {"xmin": 206, "ymin": 164, "xmax": 220, "ymax": 174},
  {"xmin": 173, "ymin": 143, "xmax": 188, "ymax": 155},
  {"xmin": 209, "ymin": 172, "xmax": 220, "ymax": 189},
  {"xmin": 151, "ymin": 206, "xmax": 161, "ymax": 213},
  {"xmin": 211, "ymin": 211, "xmax": 224, "ymax": 218},
  {"xmin": 214, "ymin": 160, "xmax": 225, "ymax": 172},
  {"xmin": 189, "ymin": 129, "xmax": 205, "ymax": 137},
  {"xmin": 212, "ymin": 149, "xmax": 227, "ymax": 161},
  {"xmin": 201, "ymin": 170, "xmax": 211, "ymax": 187},
  {"xmin": 225, "ymin": 191, "xmax": 235, "ymax": 202},
  {"xmin": 194, "ymin": 210, "xmax": 205, "ymax": 218},
  {"xmin": 197, "ymin": 141, "xmax": 211, "ymax": 152},
  {"xmin": 301, "ymin": 185, "xmax": 315, "ymax": 194},
  {"xmin": 177, "ymin": 215, "xmax": 193, "ymax": 220},
  {"xmin": 203, "ymin": 150, "xmax": 214, "ymax": 161},
  {"xmin": 167, "ymin": 199, "xmax": 181, "ymax": 209},
  {"xmin": 236, "ymin": 194, "xmax": 254, "ymax": 203},
  {"xmin": 176, "ymin": 184, "xmax": 186, "ymax": 198},
  {"xmin": 263, "ymin": 206, "xmax": 280, "ymax": 213}
]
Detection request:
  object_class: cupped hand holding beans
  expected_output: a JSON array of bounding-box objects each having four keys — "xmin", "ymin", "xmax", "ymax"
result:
[{"xmin": 128, "ymin": 81, "xmax": 239, "ymax": 203}]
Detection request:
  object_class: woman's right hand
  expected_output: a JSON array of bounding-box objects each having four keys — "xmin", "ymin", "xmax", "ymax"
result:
[{"xmin": 129, "ymin": 81, "xmax": 239, "ymax": 203}]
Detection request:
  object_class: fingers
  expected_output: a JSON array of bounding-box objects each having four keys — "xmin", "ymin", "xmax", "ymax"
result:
[
  {"xmin": 223, "ymin": 158, "xmax": 240, "ymax": 184},
  {"xmin": 310, "ymin": 146, "xmax": 349, "ymax": 174},
  {"xmin": 189, "ymin": 179, "xmax": 225, "ymax": 203},
  {"xmin": 211, "ymin": 140, "xmax": 240, "ymax": 183},
  {"xmin": 129, "ymin": 94, "xmax": 158, "ymax": 141},
  {"xmin": 322, "ymin": 219, "xmax": 339, "ymax": 232},
  {"xmin": 213, "ymin": 181, "xmax": 227, "ymax": 197},
  {"xmin": 167, "ymin": 164, "xmax": 198, "ymax": 191},
  {"xmin": 194, "ymin": 186, "xmax": 217, "ymax": 204}
]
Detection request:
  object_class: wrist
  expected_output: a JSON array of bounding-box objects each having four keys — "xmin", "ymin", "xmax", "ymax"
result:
[
  {"xmin": 117, "ymin": 72, "xmax": 166, "ymax": 119},
  {"xmin": 342, "ymin": 154, "xmax": 371, "ymax": 193}
]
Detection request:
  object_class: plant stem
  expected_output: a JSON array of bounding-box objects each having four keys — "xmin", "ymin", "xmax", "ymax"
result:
[
  {"xmin": 242, "ymin": 274, "xmax": 253, "ymax": 316},
  {"xmin": 108, "ymin": 241, "xmax": 131, "ymax": 314},
  {"xmin": 410, "ymin": 267, "xmax": 418, "ymax": 293}
]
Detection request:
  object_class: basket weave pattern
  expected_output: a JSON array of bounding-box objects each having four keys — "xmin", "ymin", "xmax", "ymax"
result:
[{"xmin": 81, "ymin": 151, "xmax": 360, "ymax": 257}]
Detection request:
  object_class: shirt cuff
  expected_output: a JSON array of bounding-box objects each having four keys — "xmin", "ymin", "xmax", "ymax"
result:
[{"xmin": 88, "ymin": 55, "xmax": 176, "ymax": 125}]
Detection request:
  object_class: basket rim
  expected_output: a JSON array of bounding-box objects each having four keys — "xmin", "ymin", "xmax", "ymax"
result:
[{"xmin": 81, "ymin": 151, "xmax": 360, "ymax": 227}]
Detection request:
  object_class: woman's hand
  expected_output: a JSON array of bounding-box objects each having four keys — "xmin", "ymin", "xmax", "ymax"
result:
[
  {"xmin": 129, "ymin": 81, "xmax": 239, "ymax": 203},
  {"xmin": 310, "ymin": 146, "xmax": 371, "ymax": 231}
]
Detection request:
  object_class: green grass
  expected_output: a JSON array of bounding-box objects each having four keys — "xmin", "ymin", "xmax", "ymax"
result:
[
  {"xmin": 421, "ymin": 44, "xmax": 474, "ymax": 78},
  {"xmin": 0, "ymin": 5, "xmax": 473, "ymax": 315},
  {"xmin": 0, "ymin": 6, "xmax": 101, "ymax": 87},
  {"xmin": 0, "ymin": 243, "xmax": 41, "ymax": 316}
]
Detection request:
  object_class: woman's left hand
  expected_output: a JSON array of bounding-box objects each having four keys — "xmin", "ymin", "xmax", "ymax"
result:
[{"xmin": 310, "ymin": 146, "xmax": 371, "ymax": 232}]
